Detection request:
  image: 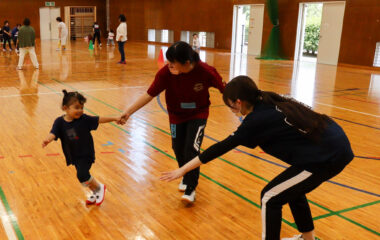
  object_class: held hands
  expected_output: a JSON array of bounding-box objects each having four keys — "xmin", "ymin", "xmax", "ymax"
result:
[
  {"xmin": 42, "ymin": 139, "xmax": 52, "ymax": 148},
  {"xmin": 160, "ymin": 168, "xmax": 186, "ymax": 182},
  {"xmin": 117, "ymin": 112, "xmax": 130, "ymax": 125}
]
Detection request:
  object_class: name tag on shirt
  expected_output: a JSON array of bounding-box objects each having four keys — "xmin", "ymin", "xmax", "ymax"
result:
[{"xmin": 181, "ymin": 102, "xmax": 196, "ymax": 109}]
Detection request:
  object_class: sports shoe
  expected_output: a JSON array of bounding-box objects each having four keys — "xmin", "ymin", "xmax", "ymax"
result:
[
  {"xmin": 86, "ymin": 194, "xmax": 96, "ymax": 205},
  {"xmin": 16, "ymin": 66, "xmax": 22, "ymax": 70},
  {"xmin": 282, "ymin": 235, "xmax": 304, "ymax": 240},
  {"xmin": 117, "ymin": 61, "xmax": 126, "ymax": 64},
  {"xmin": 2, "ymin": 49, "xmax": 6, "ymax": 52},
  {"xmin": 95, "ymin": 184, "xmax": 106, "ymax": 206},
  {"xmin": 181, "ymin": 187, "xmax": 195, "ymax": 205},
  {"xmin": 178, "ymin": 179, "xmax": 187, "ymax": 192}
]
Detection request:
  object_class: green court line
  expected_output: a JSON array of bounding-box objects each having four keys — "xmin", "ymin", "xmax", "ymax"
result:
[
  {"xmin": 45, "ymin": 78, "xmax": 379, "ymax": 237},
  {"xmin": 312, "ymin": 200, "xmax": 380, "ymax": 221},
  {"xmin": 0, "ymin": 187, "xmax": 24, "ymax": 240}
]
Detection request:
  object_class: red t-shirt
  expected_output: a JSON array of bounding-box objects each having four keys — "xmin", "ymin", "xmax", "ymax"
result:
[{"xmin": 147, "ymin": 61, "xmax": 225, "ymax": 124}]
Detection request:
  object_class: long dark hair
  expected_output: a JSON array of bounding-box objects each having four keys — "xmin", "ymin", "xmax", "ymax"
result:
[
  {"xmin": 62, "ymin": 90, "xmax": 86, "ymax": 108},
  {"xmin": 223, "ymin": 76, "xmax": 331, "ymax": 141},
  {"xmin": 166, "ymin": 41, "xmax": 200, "ymax": 64}
]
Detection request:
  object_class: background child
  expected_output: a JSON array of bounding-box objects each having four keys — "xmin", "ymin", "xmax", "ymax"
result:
[
  {"xmin": 107, "ymin": 29, "xmax": 115, "ymax": 46},
  {"xmin": 192, "ymin": 33, "xmax": 200, "ymax": 52},
  {"xmin": 42, "ymin": 90, "xmax": 120, "ymax": 206}
]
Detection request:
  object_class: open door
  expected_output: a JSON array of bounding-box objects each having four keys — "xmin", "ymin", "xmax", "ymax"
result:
[
  {"xmin": 231, "ymin": 5, "xmax": 250, "ymax": 54},
  {"xmin": 247, "ymin": 4, "xmax": 264, "ymax": 55},
  {"xmin": 317, "ymin": 2, "xmax": 345, "ymax": 65}
]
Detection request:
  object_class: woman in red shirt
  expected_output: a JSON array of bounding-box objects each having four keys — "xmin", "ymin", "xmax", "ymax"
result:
[{"xmin": 120, "ymin": 41, "xmax": 225, "ymax": 204}]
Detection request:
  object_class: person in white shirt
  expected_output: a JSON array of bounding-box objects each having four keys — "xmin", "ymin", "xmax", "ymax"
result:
[
  {"xmin": 107, "ymin": 29, "xmax": 115, "ymax": 46},
  {"xmin": 116, "ymin": 14, "xmax": 127, "ymax": 64},
  {"xmin": 192, "ymin": 33, "xmax": 200, "ymax": 52},
  {"xmin": 56, "ymin": 17, "xmax": 68, "ymax": 51}
]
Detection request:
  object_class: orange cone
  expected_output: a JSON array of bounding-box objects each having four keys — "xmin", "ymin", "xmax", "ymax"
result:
[{"xmin": 157, "ymin": 49, "xmax": 165, "ymax": 69}]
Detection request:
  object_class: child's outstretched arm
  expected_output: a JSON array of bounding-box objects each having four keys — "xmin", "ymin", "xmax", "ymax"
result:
[
  {"xmin": 42, "ymin": 133, "xmax": 56, "ymax": 148},
  {"xmin": 99, "ymin": 116, "xmax": 121, "ymax": 124}
]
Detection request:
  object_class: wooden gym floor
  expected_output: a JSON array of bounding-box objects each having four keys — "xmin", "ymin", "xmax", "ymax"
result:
[{"xmin": 0, "ymin": 40, "xmax": 379, "ymax": 239}]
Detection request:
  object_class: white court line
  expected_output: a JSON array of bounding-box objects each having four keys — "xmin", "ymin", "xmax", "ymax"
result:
[
  {"xmin": 0, "ymin": 86, "xmax": 146, "ymax": 98},
  {"xmin": 0, "ymin": 200, "xmax": 16, "ymax": 240},
  {"xmin": 315, "ymin": 101, "xmax": 380, "ymax": 118},
  {"xmin": 1, "ymin": 85, "xmax": 378, "ymax": 118}
]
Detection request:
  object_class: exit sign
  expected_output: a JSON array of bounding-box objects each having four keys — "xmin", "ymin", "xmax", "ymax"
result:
[{"xmin": 45, "ymin": 2, "xmax": 55, "ymax": 6}]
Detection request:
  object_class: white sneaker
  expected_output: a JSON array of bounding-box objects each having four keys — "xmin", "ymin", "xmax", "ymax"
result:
[
  {"xmin": 95, "ymin": 184, "xmax": 106, "ymax": 206},
  {"xmin": 2, "ymin": 49, "xmax": 6, "ymax": 52},
  {"xmin": 178, "ymin": 179, "xmax": 187, "ymax": 192},
  {"xmin": 282, "ymin": 235, "xmax": 304, "ymax": 240},
  {"xmin": 86, "ymin": 194, "xmax": 96, "ymax": 205},
  {"xmin": 181, "ymin": 189, "xmax": 196, "ymax": 205},
  {"xmin": 16, "ymin": 66, "xmax": 22, "ymax": 70}
]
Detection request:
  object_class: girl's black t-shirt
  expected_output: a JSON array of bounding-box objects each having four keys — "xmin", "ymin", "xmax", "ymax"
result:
[{"xmin": 50, "ymin": 114, "xmax": 99, "ymax": 165}]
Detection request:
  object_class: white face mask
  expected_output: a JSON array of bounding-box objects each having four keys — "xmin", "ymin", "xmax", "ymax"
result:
[{"xmin": 169, "ymin": 67, "xmax": 180, "ymax": 75}]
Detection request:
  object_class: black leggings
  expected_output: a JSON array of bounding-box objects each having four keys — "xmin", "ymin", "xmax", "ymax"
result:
[
  {"xmin": 74, "ymin": 160, "xmax": 93, "ymax": 183},
  {"xmin": 260, "ymin": 159, "xmax": 351, "ymax": 240},
  {"xmin": 93, "ymin": 32, "xmax": 101, "ymax": 45},
  {"xmin": 12, "ymin": 37, "xmax": 18, "ymax": 50},
  {"xmin": 171, "ymin": 119, "xmax": 207, "ymax": 190},
  {"xmin": 3, "ymin": 37, "xmax": 11, "ymax": 49}
]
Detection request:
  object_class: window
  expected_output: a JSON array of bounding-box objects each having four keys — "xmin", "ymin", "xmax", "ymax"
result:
[
  {"xmin": 180, "ymin": 31, "xmax": 190, "ymax": 43},
  {"xmin": 199, "ymin": 32, "xmax": 207, "ymax": 47},
  {"xmin": 148, "ymin": 29, "xmax": 155, "ymax": 42},
  {"xmin": 161, "ymin": 29, "xmax": 169, "ymax": 43}
]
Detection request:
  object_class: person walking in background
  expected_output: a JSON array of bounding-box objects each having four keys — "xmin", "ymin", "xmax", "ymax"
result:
[
  {"xmin": 56, "ymin": 17, "xmax": 68, "ymax": 51},
  {"xmin": 116, "ymin": 14, "xmax": 127, "ymax": 64},
  {"xmin": 93, "ymin": 22, "xmax": 102, "ymax": 47}
]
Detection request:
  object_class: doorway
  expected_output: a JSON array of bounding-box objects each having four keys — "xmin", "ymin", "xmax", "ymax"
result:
[
  {"xmin": 39, "ymin": 7, "xmax": 60, "ymax": 40},
  {"xmin": 294, "ymin": 2, "xmax": 345, "ymax": 65}
]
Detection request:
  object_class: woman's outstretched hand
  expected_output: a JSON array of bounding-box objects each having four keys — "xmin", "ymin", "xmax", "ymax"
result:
[{"xmin": 160, "ymin": 168, "xmax": 185, "ymax": 182}]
